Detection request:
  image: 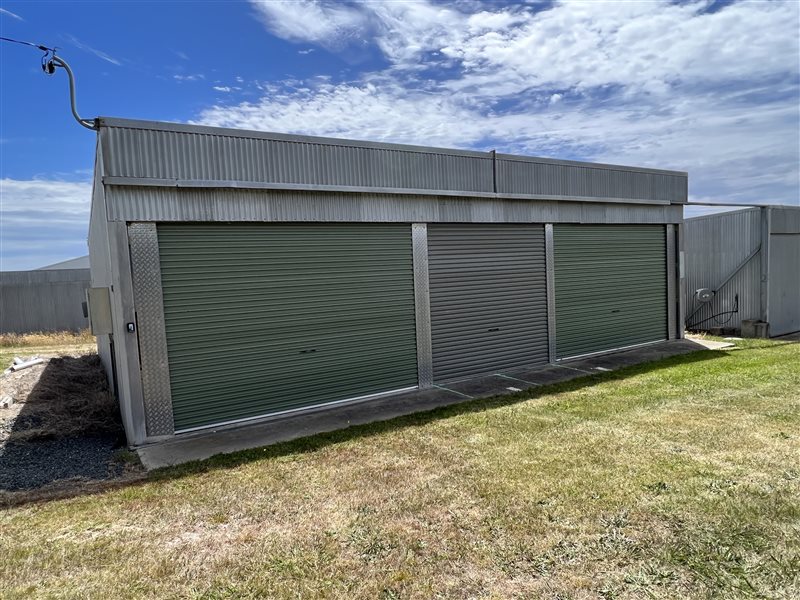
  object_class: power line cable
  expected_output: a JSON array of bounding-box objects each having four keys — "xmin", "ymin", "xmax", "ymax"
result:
[{"xmin": 0, "ymin": 36, "xmax": 56, "ymax": 52}]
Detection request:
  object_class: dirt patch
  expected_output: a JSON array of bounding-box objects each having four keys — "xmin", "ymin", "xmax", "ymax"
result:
[{"xmin": 0, "ymin": 352, "xmax": 144, "ymax": 496}]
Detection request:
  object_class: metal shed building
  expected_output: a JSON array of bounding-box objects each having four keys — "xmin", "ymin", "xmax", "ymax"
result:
[
  {"xmin": 87, "ymin": 118, "xmax": 687, "ymax": 446},
  {"xmin": 684, "ymin": 206, "xmax": 800, "ymax": 336}
]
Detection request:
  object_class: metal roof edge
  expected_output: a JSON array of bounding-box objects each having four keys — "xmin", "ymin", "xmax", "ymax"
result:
[{"xmin": 96, "ymin": 116, "xmax": 687, "ymax": 178}]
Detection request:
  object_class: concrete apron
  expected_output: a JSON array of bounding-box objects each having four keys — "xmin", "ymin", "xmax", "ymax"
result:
[{"xmin": 137, "ymin": 338, "xmax": 723, "ymax": 470}]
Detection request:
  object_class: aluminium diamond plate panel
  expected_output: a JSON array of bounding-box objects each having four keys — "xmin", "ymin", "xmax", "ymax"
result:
[{"xmin": 128, "ymin": 222, "xmax": 174, "ymax": 436}]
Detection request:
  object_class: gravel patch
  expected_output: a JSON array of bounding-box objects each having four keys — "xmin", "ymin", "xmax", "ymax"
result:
[{"xmin": 0, "ymin": 435, "xmax": 125, "ymax": 491}]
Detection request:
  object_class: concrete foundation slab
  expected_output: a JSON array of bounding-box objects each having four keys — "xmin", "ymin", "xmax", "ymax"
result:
[{"xmin": 137, "ymin": 338, "xmax": 711, "ymax": 470}]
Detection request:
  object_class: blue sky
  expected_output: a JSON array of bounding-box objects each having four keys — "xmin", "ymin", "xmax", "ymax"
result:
[{"xmin": 1, "ymin": 0, "xmax": 798, "ymax": 270}]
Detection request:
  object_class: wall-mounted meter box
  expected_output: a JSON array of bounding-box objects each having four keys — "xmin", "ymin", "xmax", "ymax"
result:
[{"xmin": 86, "ymin": 287, "xmax": 113, "ymax": 335}]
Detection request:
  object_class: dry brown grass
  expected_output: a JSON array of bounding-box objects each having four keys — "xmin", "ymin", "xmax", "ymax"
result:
[
  {"xmin": 3, "ymin": 355, "xmax": 120, "ymax": 443},
  {"xmin": 1, "ymin": 338, "xmax": 798, "ymax": 599},
  {"xmin": 0, "ymin": 329, "xmax": 94, "ymax": 348}
]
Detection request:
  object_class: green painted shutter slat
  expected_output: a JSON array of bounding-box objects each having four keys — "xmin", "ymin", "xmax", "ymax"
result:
[
  {"xmin": 554, "ymin": 225, "xmax": 667, "ymax": 359},
  {"xmin": 157, "ymin": 223, "xmax": 418, "ymax": 431}
]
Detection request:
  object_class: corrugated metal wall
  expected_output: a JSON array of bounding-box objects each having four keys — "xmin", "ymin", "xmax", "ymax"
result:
[
  {"xmin": 98, "ymin": 119, "xmax": 688, "ymax": 204},
  {"xmin": 496, "ymin": 156, "xmax": 686, "ymax": 203},
  {"xmin": 553, "ymin": 225, "xmax": 667, "ymax": 358},
  {"xmin": 0, "ymin": 269, "xmax": 90, "ymax": 333},
  {"xmin": 684, "ymin": 209, "xmax": 762, "ymax": 332},
  {"xmin": 157, "ymin": 223, "xmax": 419, "ymax": 431},
  {"xmin": 427, "ymin": 225, "xmax": 549, "ymax": 381},
  {"xmin": 104, "ymin": 186, "xmax": 684, "ymax": 225},
  {"xmin": 768, "ymin": 233, "xmax": 800, "ymax": 335}
]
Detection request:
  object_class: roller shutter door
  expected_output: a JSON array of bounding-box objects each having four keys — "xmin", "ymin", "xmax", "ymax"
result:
[
  {"xmin": 428, "ymin": 224, "xmax": 549, "ymax": 382},
  {"xmin": 157, "ymin": 223, "xmax": 418, "ymax": 431},
  {"xmin": 553, "ymin": 224, "xmax": 667, "ymax": 359}
]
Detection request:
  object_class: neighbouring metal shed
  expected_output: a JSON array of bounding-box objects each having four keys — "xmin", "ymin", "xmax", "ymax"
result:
[
  {"xmin": 684, "ymin": 206, "xmax": 800, "ymax": 336},
  {"xmin": 87, "ymin": 117, "xmax": 687, "ymax": 446},
  {"xmin": 0, "ymin": 268, "xmax": 90, "ymax": 334}
]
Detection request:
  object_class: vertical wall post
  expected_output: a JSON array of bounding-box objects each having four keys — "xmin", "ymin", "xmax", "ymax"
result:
[
  {"xmin": 128, "ymin": 222, "xmax": 175, "ymax": 438},
  {"xmin": 411, "ymin": 223, "xmax": 433, "ymax": 388},
  {"xmin": 677, "ymin": 222, "xmax": 686, "ymax": 339},
  {"xmin": 545, "ymin": 224, "xmax": 557, "ymax": 362},
  {"xmin": 666, "ymin": 224, "xmax": 677, "ymax": 340},
  {"xmin": 759, "ymin": 207, "xmax": 772, "ymax": 325}
]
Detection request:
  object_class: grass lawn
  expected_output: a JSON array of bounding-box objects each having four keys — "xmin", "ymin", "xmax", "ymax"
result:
[{"xmin": 1, "ymin": 338, "xmax": 798, "ymax": 599}]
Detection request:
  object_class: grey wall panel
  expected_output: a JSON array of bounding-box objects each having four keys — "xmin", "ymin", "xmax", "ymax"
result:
[
  {"xmin": 157, "ymin": 223, "xmax": 419, "ymax": 431},
  {"xmin": 770, "ymin": 206, "xmax": 800, "ymax": 234},
  {"xmin": 97, "ymin": 118, "xmax": 687, "ymax": 203},
  {"xmin": 684, "ymin": 208, "xmax": 762, "ymax": 332},
  {"xmin": 768, "ymin": 234, "xmax": 800, "ymax": 335},
  {"xmin": 553, "ymin": 225, "xmax": 667, "ymax": 359},
  {"xmin": 0, "ymin": 269, "xmax": 90, "ymax": 334},
  {"xmin": 107, "ymin": 222, "xmax": 148, "ymax": 445},
  {"xmin": 105, "ymin": 187, "xmax": 682, "ymax": 225},
  {"xmin": 101, "ymin": 124, "xmax": 494, "ymax": 194},
  {"xmin": 497, "ymin": 157, "xmax": 687, "ymax": 203},
  {"xmin": 428, "ymin": 224, "xmax": 549, "ymax": 381},
  {"xmin": 88, "ymin": 149, "xmax": 114, "ymax": 385}
]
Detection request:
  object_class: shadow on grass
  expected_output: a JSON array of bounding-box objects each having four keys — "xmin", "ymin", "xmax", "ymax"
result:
[{"xmin": 1, "ymin": 346, "xmax": 732, "ymax": 508}]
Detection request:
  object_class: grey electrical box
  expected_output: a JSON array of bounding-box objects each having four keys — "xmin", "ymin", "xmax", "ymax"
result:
[{"xmin": 86, "ymin": 287, "xmax": 113, "ymax": 335}]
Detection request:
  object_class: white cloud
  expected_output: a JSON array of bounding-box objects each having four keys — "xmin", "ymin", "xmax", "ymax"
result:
[
  {"xmin": 64, "ymin": 34, "xmax": 122, "ymax": 66},
  {"xmin": 0, "ymin": 7, "xmax": 24, "ymax": 20},
  {"xmin": 213, "ymin": 86, "xmax": 233, "ymax": 92},
  {"xmin": 174, "ymin": 74, "xmax": 205, "ymax": 82},
  {"xmin": 250, "ymin": 0, "xmax": 367, "ymax": 50},
  {"xmin": 207, "ymin": 0, "xmax": 799, "ymax": 206},
  {"xmin": 0, "ymin": 179, "xmax": 92, "ymax": 271}
]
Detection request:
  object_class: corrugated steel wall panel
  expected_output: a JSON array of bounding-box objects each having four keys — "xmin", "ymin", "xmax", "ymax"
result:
[
  {"xmin": 428, "ymin": 225, "xmax": 549, "ymax": 381},
  {"xmin": 496, "ymin": 158, "xmax": 686, "ymax": 203},
  {"xmin": 99, "ymin": 122, "xmax": 687, "ymax": 203},
  {"xmin": 105, "ymin": 187, "xmax": 682, "ymax": 225},
  {"xmin": 767, "ymin": 233, "xmax": 800, "ymax": 335},
  {"xmin": 102, "ymin": 126, "xmax": 494, "ymax": 193},
  {"xmin": 684, "ymin": 209, "xmax": 762, "ymax": 331},
  {"xmin": 0, "ymin": 269, "xmax": 90, "ymax": 333},
  {"xmin": 553, "ymin": 225, "xmax": 667, "ymax": 358},
  {"xmin": 157, "ymin": 223, "xmax": 418, "ymax": 431}
]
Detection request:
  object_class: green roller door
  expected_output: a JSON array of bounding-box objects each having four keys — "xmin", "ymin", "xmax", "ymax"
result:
[
  {"xmin": 554, "ymin": 225, "xmax": 667, "ymax": 359},
  {"xmin": 157, "ymin": 223, "xmax": 418, "ymax": 431}
]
